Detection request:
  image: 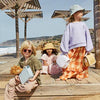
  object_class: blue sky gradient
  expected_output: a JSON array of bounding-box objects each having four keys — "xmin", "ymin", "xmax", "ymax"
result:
[{"xmin": 0, "ymin": 0, "xmax": 93, "ymax": 43}]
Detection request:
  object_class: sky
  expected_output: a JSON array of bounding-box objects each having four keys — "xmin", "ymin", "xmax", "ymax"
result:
[{"xmin": 0, "ymin": 0, "xmax": 93, "ymax": 43}]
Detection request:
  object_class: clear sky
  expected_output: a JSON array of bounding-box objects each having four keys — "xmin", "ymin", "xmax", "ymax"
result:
[{"xmin": 0, "ymin": 0, "xmax": 93, "ymax": 43}]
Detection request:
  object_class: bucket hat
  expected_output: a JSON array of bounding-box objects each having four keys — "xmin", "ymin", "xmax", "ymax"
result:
[
  {"xmin": 70, "ymin": 5, "xmax": 85, "ymax": 16},
  {"xmin": 43, "ymin": 43, "xmax": 55, "ymax": 50}
]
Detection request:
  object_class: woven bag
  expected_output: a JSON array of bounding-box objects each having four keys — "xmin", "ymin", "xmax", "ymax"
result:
[{"xmin": 83, "ymin": 53, "xmax": 96, "ymax": 66}]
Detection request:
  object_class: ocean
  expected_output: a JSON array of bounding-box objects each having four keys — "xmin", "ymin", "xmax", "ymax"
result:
[{"xmin": 0, "ymin": 46, "xmax": 16, "ymax": 56}]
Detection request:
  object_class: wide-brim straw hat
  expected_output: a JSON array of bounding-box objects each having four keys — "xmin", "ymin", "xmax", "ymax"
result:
[
  {"xmin": 43, "ymin": 43, "xmax": 55, "ymax": 50},
  {"xmin": 70, "ymin": 5, "xmax": 85, "ymax": 16}
]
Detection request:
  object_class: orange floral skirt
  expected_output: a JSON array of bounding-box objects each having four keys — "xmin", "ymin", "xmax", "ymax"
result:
[{"xmin": 60, "ymin": 47, "xmax": 88, "ymax": 80}]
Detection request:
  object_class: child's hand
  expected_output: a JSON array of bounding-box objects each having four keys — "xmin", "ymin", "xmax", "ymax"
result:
[
  {"xmin": 43, "ymin": 60, "xmax": 49, "ymax": 66},
  {"xmin": 52, "ymin": 56, "xmax": 57, "ymax": 64},
  {"xmin": 87, "ymin": 52, "xmax": 90, "ymax": 55},
  {"xmin": 53, "ymin": 60, "xmax": 56, "ymax": 64},
  {"xmin": 29, "ymin": 78, "xmax": 35, "ymax": 82},
  {"xmin": 29, "ymin": 70, "xmax": 40, "ymax": 82},
  {"xmin": 15, "ymin": 75, "xmax": 20, "ymax": 83}
]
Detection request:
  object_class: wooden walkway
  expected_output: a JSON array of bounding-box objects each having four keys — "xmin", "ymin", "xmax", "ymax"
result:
[
  {"xmin": 0, "ymin": 53, "xmax": 100, "ymax": 99},
  {"xmin": 0, "ymin": 68, "xmax": 100, "ymax": 100}
]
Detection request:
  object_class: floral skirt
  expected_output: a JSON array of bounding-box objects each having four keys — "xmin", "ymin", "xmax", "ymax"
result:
[{"xmin": 60, "ymin": 47, "xmax": 88, "ymax": 80}]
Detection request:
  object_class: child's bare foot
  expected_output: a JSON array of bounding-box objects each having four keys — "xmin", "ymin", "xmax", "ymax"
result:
[
  {"xmin": 77, "ymin": 78, "xmax": 83, "ymax": 81},
  {"xmin": 56, "ymin": 78, "xmax": 61, "ymax": 81}
]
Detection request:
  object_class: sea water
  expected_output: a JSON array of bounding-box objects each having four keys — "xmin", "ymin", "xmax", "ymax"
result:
[
  {"xmin": 0, "ymin": 46, "xmax": 16, "ymax": 64},
  {"xmin": 0, "ymin": 46, "xmax": 16, "ymax": 56}
]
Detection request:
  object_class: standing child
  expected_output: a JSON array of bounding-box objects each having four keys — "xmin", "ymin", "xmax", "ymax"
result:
[
  {"xmin": 59, "ymin": 5, "xmax": 93, "ymax": 80},
  {"xmin": 4, "ymin": 40, "xmax": 42, "ymax": 100},
  {"xmin": 41, "ymin": 43, "xmax": 62, "ymax": 75}
]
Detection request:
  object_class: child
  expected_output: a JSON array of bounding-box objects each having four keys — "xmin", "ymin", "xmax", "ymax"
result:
[
  {"xmin": 41, "ymin": 43, "xmax": 62, "ymax": 75},
  {"xmin": 59, "ymin": 5, "xmax": 93, "ymax": 80},
  {"xmin": 4, "ymin": 40, "xmax": 42, "ymax": 100}
]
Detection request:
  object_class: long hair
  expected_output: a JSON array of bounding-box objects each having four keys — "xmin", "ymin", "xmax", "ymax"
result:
[
  {"xmin": 67, "ymin": 15, "xmax": 75, "ymax": 24},
  {"xmin": 42, "ymin": 49, "xmax": 58, "ymax": 55}
]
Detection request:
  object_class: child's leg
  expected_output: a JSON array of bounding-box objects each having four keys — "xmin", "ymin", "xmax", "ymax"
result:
[
  {"xmin": 76, "ymin": 68, "xmax": 88, "ymax": 80},
  {"xmin": 16, "ymin": 80, "xmax": 38, "ymax": 93},
  {"xmin": 4, "ymin": 78, "xmax": 16, "ymax": 100},
  {"xmin": 41, "ymin": 66, "xmax": 48, "ymax": 74},
  {"xmin": 24, "ymin": 80, "xmax": 38, "ymax": 93}
]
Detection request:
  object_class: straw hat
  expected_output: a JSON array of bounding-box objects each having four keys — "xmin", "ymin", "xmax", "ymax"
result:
[
  {"xmin": 70, "ymin": 5, "xmax": 85, "ymax": 16},
  {"xmin": 43, "ymin": 43, "xmax": 55, "ymax": 50}
]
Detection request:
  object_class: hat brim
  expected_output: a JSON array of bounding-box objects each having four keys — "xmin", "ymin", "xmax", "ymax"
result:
[
  {"xmin": 70, "ymin": 9, "xmax": 85, "ymax": 16},
  {"xmin": 43, "ymin": 47, "xmax": 56, "ymax": 51}
]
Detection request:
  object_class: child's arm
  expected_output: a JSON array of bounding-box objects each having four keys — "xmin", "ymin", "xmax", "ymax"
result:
[
  {"xmin": 52, "ymin": 56, "xmax": 57, "ymax": 64},
  {"xmin": 29, "ymin": 56, "xmax": 42, "ymax": 82},
  {"xmin": 15, "ymin": 75, "xmax": 21, "ymax": 85},
  {"xmin": 84, "ymin": 23, "xmax": 93, "ymax": 52},
  {"xmin": 60, "ymin": 24, "xmax": 70, "ymax": 55},
  {"xmin": 29, "ymin": 70, "xmax": 40, "ymax": 82}
]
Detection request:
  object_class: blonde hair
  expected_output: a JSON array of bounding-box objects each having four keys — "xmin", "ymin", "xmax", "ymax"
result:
[{"xmin": 20, "ymin": 40, "xmax": 36, "ymax": 56}]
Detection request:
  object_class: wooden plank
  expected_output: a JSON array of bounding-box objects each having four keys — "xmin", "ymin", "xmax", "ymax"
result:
[
  {"xmin": 0, "ymin": 74, "xmax": 14, "ymax": 81},
  {"xmin": 89, "ymin": 69, "xmax": 100, "ymax": 82},
  {"xmin": 17, "ymin": 0, "xmax": 30, "ymax": 4},
  {"xmin": 14, "ymin": 85, "xmax": 70, "ymax": 96},
  {"xmin": 1, "ymin": 84, "xmax": 100, "ymax": 97},
  {"xmin": 13, "ymin": 84, "xmax": 100, "ymax": 96},
  {"xmin": 0, "ymin": 95, "xmax": 4, "ymax": 100},
  {"xmin": 92, "ymin": 69, "xmax": 100, "ymax": 75},
  {"xmin": 74, "ymin": 69, "xmax": 100, "ymax": 84},
  {"xmin": 40, "ymin": 75, "xmax": 55, "ymax": 85},
  {"xmin": 0, "ymin": 81, "xmax": 8, "ymax": 88},
  {"xmin": 0, "ymin": 58, "xmax": 19, "ymax": 74},
  {"xmin": 55, "ymin": 80, "xmax": 66, "ymax": 85},
  {"xmin": 76, "ymin": 78, "xmax": 89, "ymax": 84},
  {"xmin": 69, "ymin": 85, "xmax": 100, "ymax": 95},
  {"xmin": 14, "ymin": 95, "xmax": 100, "ymax": 100},
  {"xmin": 17, "ymin": 2, "xmax": 25, "ymax": 12},
  {"xmin": 66, "ymin": 79, "xmax": 78, "ymax": 84},
  {"xmin": 0, "ymin": 88, "xmax": 5, "ymax": 94},
  {"xmin": 85, "ymin": 71, "xmax": 99, "ymax": 84},
  {"xmin": 1, "ymin": 0, "xmax": 16, "ymax": 10}
]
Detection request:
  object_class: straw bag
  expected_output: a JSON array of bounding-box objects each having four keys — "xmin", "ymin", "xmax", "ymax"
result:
[{"xmin": 83, "ymin": 53, "xmax": 96, "ymax": 67}]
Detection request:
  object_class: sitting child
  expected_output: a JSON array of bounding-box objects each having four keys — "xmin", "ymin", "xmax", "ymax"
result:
[
  {"xmin": 4, "ymin": 40, "xmax": 42, "ymax": 100},
  {"xmin": 41, "ymin": 43, "xmax": 62, "ymax": 75}
]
